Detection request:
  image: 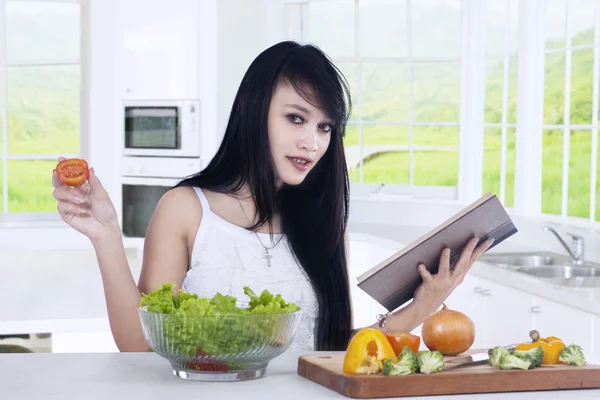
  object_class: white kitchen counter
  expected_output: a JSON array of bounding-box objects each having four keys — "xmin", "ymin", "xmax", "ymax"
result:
[{"xmin": 2, "ymin": 350, "xmax": 599, "ymax": 399}]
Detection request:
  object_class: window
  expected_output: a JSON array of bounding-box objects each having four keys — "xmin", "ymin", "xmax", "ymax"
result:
[
  {"xmin": 482, "ymin": 0, "xmax": 519, "ymax": 208},
  {"xmin": 540, "ymin": 0, "xmax": 599, "ymax": 221},
  {"xmin": 283, "ymin": 0, "xmax": 600, "ymax": 226},
  {"xmin": 284, "ymin": 0, "xmax": 463, "ymax": 200},
  {"xmin": 0, "ymin": 0, "xmax": 82, "ymax": 220}
]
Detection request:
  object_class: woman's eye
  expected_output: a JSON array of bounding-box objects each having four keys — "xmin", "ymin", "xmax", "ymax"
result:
[
  {"xmin": 287, "ymin": 114, "xmax": 303, "ymax": 124},
  {"xmin": 320, "ymin": 124, "xmax": 332, "ymax": 133}
]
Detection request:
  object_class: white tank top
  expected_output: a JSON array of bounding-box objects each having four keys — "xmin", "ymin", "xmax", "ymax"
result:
[{"xmin": 181, "ymin": 187, "xmax": 319, "ymax": 352}]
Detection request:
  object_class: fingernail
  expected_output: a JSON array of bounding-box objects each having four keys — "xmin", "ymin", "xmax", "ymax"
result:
[
  {"xmin": 73, "ymin": 196, "xmax": 84, "ymax": 203},
  {"xmin": 418, "ymin": 264, "xmax": 425, "ymax": 270},
  {"xmin": 444, "ymin": 248, "xmax": 450, "ymax": 255},
  {"xmin": 90, "ymin": 167, "xmax": 95, "ymax": 176}
]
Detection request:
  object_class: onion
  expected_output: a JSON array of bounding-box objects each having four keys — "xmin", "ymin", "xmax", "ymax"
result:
[{"xmin": 421, "ymin": 303, "xmax": 475, "ymax": 355}]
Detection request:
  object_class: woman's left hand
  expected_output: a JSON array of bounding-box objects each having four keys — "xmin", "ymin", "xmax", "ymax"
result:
[{"xmin": 412, "ymin": 237, "xmax": 494, "ymax": 317}]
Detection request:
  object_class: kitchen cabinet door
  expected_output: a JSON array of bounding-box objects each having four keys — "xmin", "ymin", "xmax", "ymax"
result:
[
  {"xmin": 444, "ymin": 275, "xmax": 488, "ymax": 349},
  {"xmin": 593, "ymin": 316, "xmax": 599, "ymax": 357},
  {"xmin": 483, "ymin": 281, "xmax": 535, "ymax": 348},
  {"xmin": 532, "ymin": 297, "xmax": 594, "ymax": 355},
  {"xmin": 122, "ymin": 0, "xmax": 200, "ymax": 100}
]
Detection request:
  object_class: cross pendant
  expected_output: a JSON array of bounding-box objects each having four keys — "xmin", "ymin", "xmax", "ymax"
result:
[{"xmin": 263, "ymin": 250, "xmax": 272, "ymax": 267}]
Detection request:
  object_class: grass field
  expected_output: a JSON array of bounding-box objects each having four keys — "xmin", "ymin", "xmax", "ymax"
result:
[{"xmin": 346, "ymin": 127, "xmax": 600, "ymax": 220}]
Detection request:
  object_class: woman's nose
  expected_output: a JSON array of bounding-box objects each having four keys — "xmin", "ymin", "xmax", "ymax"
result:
[{"xmin": 299, "ymin": 128, "xmax": 319, "ymax": 152}]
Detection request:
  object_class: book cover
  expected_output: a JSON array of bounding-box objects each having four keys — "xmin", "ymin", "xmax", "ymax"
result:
[{"xmin": 356, "ymin": 193, "xmax": 518, "ymax": 311}]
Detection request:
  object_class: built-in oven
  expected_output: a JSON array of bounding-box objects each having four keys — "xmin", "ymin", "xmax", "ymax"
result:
[
  {"xmin": 123, "ymin": 99, "xmax": 200, "ymax": 158},
  {"xmin": 120, "ymin": 157, "xmax": 201, "ymax": 239}
]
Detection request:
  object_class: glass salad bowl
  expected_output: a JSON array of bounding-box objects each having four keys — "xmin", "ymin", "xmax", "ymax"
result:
[{"xmin": 138, "ymin": 303, "xmax": 302, "ymax": 381}]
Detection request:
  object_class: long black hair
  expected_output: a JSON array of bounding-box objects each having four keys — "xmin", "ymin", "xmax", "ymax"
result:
[{"xmin": 175, "ymin": 41, "xmax": 353, "ymax": 351}]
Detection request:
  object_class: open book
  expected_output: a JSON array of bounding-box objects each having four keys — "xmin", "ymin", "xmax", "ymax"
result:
[{"xmin": 356, "ymin": 193, "xmax": 517, "ymax": 312}]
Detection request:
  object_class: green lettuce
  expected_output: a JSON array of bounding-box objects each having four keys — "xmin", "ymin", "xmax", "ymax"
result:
[{"xmin": 139, "ymin": 283, "xmax": 300, "ymax": 359}]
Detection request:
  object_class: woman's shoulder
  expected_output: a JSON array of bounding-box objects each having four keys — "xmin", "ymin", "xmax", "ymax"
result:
[
  {"xmin": 154, "ymin": 186, "xmax": 204, "ymax": 229},
  {"xmin": 161, "ymin": 185, "xmax": 201, "ymax": 209}
]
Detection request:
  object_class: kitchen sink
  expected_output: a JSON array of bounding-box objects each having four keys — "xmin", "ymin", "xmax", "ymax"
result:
[
  {"xmin": 480, "ymin": 252, "xmax": 572, "ymax": 268},
  {"xmin": 480, "ymin": 252, "xmax": 600, "ymax": 288}
]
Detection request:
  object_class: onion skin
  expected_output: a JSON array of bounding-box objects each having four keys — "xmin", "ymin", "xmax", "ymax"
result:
[{"xmin": 421, "ymin": 303, "xmax": 475, "ymax": 356}]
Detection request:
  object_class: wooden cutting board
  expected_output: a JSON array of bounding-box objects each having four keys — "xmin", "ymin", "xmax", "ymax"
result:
[{"xmin": 297, "ymin": 350, "xmax": 600, "ymax": 398}]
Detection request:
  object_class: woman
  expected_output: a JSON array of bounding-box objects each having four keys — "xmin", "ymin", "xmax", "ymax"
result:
[{"xmin": 52, "ymin": 41, "xmax": 492, "ymax": 353}]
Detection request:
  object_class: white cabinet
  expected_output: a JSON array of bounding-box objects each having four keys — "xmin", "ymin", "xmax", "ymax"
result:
[
  {"xmin": 594, "ymin": 316, "xmax": 599, "ymax": 357},
  {"xmin": 483, "ymin": 280, "xmax": 535, "ymax": 347},
  {"xmin": 443, "ymin": 275, "xmax": 489, "ymax": 349},
  {"xmin": 122, "ymin": 0, "xmax": 200, "ymax": 100},
  {"xmin": 444, "ymin": 275, "xmax": 535, "ymax": 349},
  {"xmin": 444, "ymin": 274, "xmax": 597, "ymax": 356},
  {"xmin": 532, "ymin": 297, "xmax": 595, "ymax": 355}
]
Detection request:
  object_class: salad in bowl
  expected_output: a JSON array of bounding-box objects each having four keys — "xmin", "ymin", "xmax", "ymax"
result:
[{"xmin": 138, "ymin": 282, "xmax": 302, "ymax": 381}]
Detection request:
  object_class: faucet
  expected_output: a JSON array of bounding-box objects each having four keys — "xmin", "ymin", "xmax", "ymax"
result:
[{"xmin": 543, "ymin": 226, "xmax": 585, "ymax": 265}]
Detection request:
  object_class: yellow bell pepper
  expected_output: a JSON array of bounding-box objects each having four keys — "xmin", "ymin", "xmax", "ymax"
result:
[
  {"xmin": 343, "ymin": 328, "xmax": 398, "ymax": 374},
  {"xmin": 516, "ymin": 334, "xmax": 565, "ymax": 365}
]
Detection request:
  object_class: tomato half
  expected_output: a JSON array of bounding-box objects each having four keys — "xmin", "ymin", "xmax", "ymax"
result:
[
  {"xmin": 56, "ymin": 158, "xmax": 89, "ymax": 187},
  {"xmin": 385, "ymin": 331, "xmax": 421, "ymax": 355}
]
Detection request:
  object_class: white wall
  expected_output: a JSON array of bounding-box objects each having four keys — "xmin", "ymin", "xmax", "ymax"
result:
[{"xmin": 215, "ymin": 0, "xmax": 282, "ymax": 142}]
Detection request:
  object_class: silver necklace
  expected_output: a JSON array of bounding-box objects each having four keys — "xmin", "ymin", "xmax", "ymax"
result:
[{"xmin": 237, "ymin": 198, "xmax": 283, "ymax": 268}]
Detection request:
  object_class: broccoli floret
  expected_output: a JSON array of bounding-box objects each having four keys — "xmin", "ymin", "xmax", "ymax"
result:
[
  {"xmin": 382, "ymin": 346, "xmax": 419, "ymax": 376},
  {"xmin": 489, "ymin": 346, "xmax": 511, "ymax": 367},
  {"xmin": 514, "ymin": 345, "xmax": 543, "ymax": 368},
  {"xmin": 498, "ymin": 353, "xmax": 531, "ymax": 370},
  {"xmin": 382, "ymin": 358, "xmax": 414, "ymax": 376},
  {"xmin": 416, "ymin": 350, "xmax": 444, "ymax": 374},
  {"xmin": 559, "ymin": 344, "xmax": 586, "ymax": 367}
]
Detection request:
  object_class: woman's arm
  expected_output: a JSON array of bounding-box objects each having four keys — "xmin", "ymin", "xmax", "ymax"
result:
[
  {"xmin": 347, "ymin": 233, "xmax": 493, "ymax": 336},
  {"xmin": 96, "ymin": 187, "xmax": 197, "ymax": 352},
  {"xmin": 52, "ymin": 162, "xmax": 198, "ymax": 352}
]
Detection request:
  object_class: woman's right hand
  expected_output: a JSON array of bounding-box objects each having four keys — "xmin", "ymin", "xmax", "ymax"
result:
[{"xmin": 52, "ymin": 157, "xmax": 119, "ymax": 242}]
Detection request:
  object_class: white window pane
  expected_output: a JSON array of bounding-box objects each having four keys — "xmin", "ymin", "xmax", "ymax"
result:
[
  {"xmin": 482, "ymin": 127, "xmax": 516, "ymax": 208},
  {"xmin": 545, "ymin": 0, "xmax": 566, "ymax": 49},
  {"xmin": 345, "ymin": 124, "xmax": 360, "ymax": 183},
  {"xmin": 335, "ymin": 61, "xmax": 358, "ymax": 121},
  {"xmin": 7, "ymin": 65, "xmax": 80, "ymax": 154},
  {"xmin": 567, "ymin": 130, "xmax": 591, "ymax": 219},
  {"xmin": 541, "ymin": 129, "xmax": 563, "ymax": 215},
  {"xmin": 484, "ymin": 56, "xmax": 518, "ymax": 124},
  {"xmin": 411, "ymin": 0, "xmax": 461, "ymax": 59},
  {"xmin": 596, "ymin": 135, "xmax": 600, "ymax": 222},
  {"xmin": 413, "ymin": 126, "xmax": 458, "ymax": 186},
  {"xmin": 570, "ymin": 49, "xmax": 594, "ymax": 125},
  {"xmin": 485, "ymin": 0, "xmax": 519, "ymax": 57},
  {"xmin": 0, "ymin": 65, "xmax": 4, "ymax": 155},
  {"xmin": 362, "ymin": 62, "xmax": 409, "ymax": 121},
  {"xmin": 570, "ymin": 0, "xmax": 596, "ymax": 46},
  {"xmin": 363, "ymin": 124, "xmax": 409, "ymax": 147},
  {"xmin": 6, "ymin": 1, "xmax": 80, "ymax": 64},
  {"xmin": 0, "ymin": 162, "xmax": 3, "ymax": 213},
  {"xmin": 347, "ymin": 125, "xmax": 410, "ymax": 184},
  {"xmin": 412, "ymin": 62, "xmax": 460, "ymax": 122},
  {"xmin": 543, "ymin": 52, "xmax": 565, "ymax": 125},
  {"xmin": 8, "ymin": 160, "xmax": 55, "ymax": 212},
  {"xmin": 308, "ymin": 1, "xmax": 355, "ymax": 59},
  {"xmin": 359, "ymin": 0, "xmax": 407, "ymax": 58}
]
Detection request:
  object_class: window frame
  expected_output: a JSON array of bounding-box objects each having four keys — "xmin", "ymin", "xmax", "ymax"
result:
[{"xmin": 0, "ymin": 0, "xmax": 88, "ymax": 224}]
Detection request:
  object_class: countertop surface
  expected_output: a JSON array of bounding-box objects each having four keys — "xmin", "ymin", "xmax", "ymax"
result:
[{"xmin": 2, "ymin": 351, "xmax": 600, "ymax": 400}]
